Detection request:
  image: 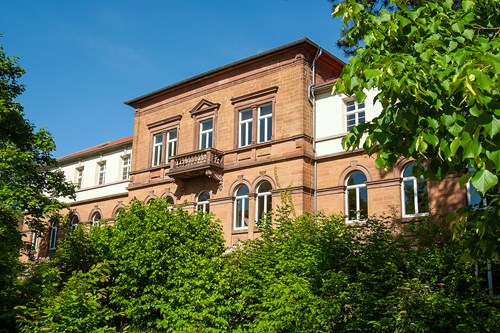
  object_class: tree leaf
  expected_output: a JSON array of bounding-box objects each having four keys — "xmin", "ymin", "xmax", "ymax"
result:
[
  {"xmin": 486, "ymin": 150, "xmax": 500, "ymax": 170},
  {"xmin": 364, "ymin": 69, "xmax": 382, "ymax": 80},
  {"xmin": 463, "ymin": 29, "xmax": 474, "ymax": 40},
  {"xmin": 471, "ymin": 169, "xmax": 498, "ymax": 195}
]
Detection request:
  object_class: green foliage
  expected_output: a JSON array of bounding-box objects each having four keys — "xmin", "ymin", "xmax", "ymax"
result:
[
  {"xmin": 18, "ymin": 201, "xmax": 499, "ymax": 332},
  {"xmin": 17, "ymin": 262, "xmax": 117, "ymax": 333},
  {"xmin": 226, "ymin": 208, "xmax": 500, "ymax": 332},
  {"xmin": 52, "ymin": 224, "xmax": 96, "ymax": 278},
  {"xmin": 332, "ymin": 0, "xmax": 500, "ymax": 258},
  {"xmin": 106, "ymin": 199, "xmax": 227, "ymax": 332}
]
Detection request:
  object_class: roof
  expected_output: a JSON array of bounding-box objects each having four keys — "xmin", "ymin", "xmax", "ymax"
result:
[
  {"xmin": 314, "ymin": 78, "xmax": 339, "ymax": 94},
  {"xmin": 125, "ymin": 37, "xmax": 345, "ymax": 107},
  {"xmin": 58, "ymin": 136, "xmax": 133, "ymax": 162}
]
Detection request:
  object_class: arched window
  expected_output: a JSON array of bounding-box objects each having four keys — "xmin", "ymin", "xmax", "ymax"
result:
[
  {"xmin": 401, "ymin": 163, "xmax": 429, "ymax": 217},
  {"xmin": 165, "ymin": 196, "xmax": 175, "ymax": 211},
  {"xmin": 91, "ymin": 212, "xmax": 102, "ymax": 228},
  {"xmin": 346, "ymin": 171, "xmax": 368, "ymax": 222},
  {"xmin": 49, "ymin": 220, "xmax": 58, "ymax": 250},
  {"xmin": 70, "ymin": 214, "xmax": 79, "ymax": 231},
  {"xmin": 197, "ymin": 191, "xmax": 210, "ymax": 213},
  {"xmin": 256, "ymin": 181, "xmax": 272, "ymax": 222},
  {"xmin": 234, "ymin": 185, "xmax": 249, "ymax": 229}
]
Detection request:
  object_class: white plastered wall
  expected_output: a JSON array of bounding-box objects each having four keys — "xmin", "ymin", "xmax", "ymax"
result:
[
  {"xmin": 315, "ymin": 89, "xmax": 382, "ymax": 156},
  {"xmin": 58, "ymin": 146, "xmax": 132, "ymax": 204}
]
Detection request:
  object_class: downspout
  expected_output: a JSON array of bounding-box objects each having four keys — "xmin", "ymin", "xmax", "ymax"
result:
[{"xmin": 308, "ymin": 47, "xmax": 322, "ymax": 222}]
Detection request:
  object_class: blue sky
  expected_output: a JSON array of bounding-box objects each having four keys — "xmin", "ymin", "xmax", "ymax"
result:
[{"xmin": 1, "ymin": 0, "xmax": 347, "ymax": 158}]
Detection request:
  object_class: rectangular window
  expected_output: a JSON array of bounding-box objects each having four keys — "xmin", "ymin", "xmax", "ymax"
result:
[
  {"xmin": 235, "ymin": 196, "xmax": 249, "ymax": 229},
  {"xmin": 258, "ymin": 103, "xmax": 272, "ymax": 143},
  {"xmin": 199, "ymin": 119, "xmax": 213, "ymax": 149},
  {"xmin": 122, "ymin": 156, "xmax": 131, "ymax": 180},
  {"xmin": 152, "ymin": 133, "xmax": 163, "ymax": 167},
  {"xmin": 167, "ymin": 129, "xmax": 177, "ymax": 162},
  {"xmin": 49, "ymin": 222, "xmax": 57, "ymax": 250},
  {"xmin": 75, "ymin": 167, "xmax": 84, "ymax": 189},
  {"xmin": 346, "ymin": 100, "xmax": 365, "ymax": 132},
  {"xmin": 97, "ymin": 162, "xmax": 106, "ymax": 185},
  {"xmin": 239, "ymin": 109, "xmax": 253, "ymax": 147},
  {"xmin": 31, "ymin": 231, "xmax": 39, "ymax": 253}
]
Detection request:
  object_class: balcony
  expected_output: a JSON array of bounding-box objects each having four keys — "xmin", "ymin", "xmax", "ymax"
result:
[{"xmin": 168, "ymin": 149, "xmax": 224, "ymax": 184}]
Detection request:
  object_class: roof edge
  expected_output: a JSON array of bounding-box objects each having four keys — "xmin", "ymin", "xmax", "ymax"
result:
[{"xmin": 58, "ymin": 136, "xmax": 133, "ymax": 162}]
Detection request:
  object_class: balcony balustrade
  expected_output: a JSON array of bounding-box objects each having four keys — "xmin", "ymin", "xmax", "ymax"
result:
[{"xmin": 168, "ymin": 149, "xmax": 224, "ymax": 184}]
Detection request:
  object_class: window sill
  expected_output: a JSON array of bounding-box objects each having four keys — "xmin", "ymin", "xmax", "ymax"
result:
[{"xmin": 232, "ymin": 228, "xmax": 249, "ymax": 234}]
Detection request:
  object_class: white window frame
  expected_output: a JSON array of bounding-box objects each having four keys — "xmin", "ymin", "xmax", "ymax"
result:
[
  {"xmin": 70, "ymin": 215, "xmax": 79, "ymax": 232},
  {"xmin": 75, "ymin": 167, "xmax": 84, "ymax": 189},
  {"xmin": 234, "ymin": 185, "xmax": 249, "ymax": 230},
  {"xmin": 31, "ymin": 230, "xmax": 40, "ymax": 253},
  {"xmin": 165, "ymin": 196, "xmax": 175, "ymax": 212},
  {"xmin": 345, "ymin": 172, "xmax": 368, "ymax": 222},
  {"xmin": 91, "ymin": 212, "xmax": 101, "ymax": 228},
  {"xmin": 97, "ymin": 162, "xmax": 106, "ymax": 185},
  {"xmin": 122, "ymin": 155, "xmax": 131, "ymax": 180},
  {"xmin": 49, "ymin": 221, "xmax": 58, "ymax": 250},
  {"xmin": 345, "ymin": 100, "xmax": 366, "ymax": 132},
  {"xmin": 256, "ymin": 182, "xmax": 272, "ymax": 222},
  {"xmin": 401, "ymin": 163, "xmax": 429, "ymax": 217},
  {"xmin": 239, "ymin": 109, "xmax": 253, "ymax": 147},
  {"xmin": 257, "ymin": 103, "xmax": 272, "ymax": 143},
  {"xmin": 199, "ymin": 119, "xmax": 213, "ymax": 149},
  {"xmin": 166, "ymin": 129, "xmax": 177, "ymax": 162},
  {"xmin": 152, "ymin": 133, "xmax": 163, "ymax": 167},
  {"xmin": 197, "ymin": 191, "xmax": 210, "ymax": 213}
]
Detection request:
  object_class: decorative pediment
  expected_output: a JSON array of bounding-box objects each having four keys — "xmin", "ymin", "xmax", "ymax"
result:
[{"xmin": 190, "ymin": 99, "xmax": 220, "ymax": 118}]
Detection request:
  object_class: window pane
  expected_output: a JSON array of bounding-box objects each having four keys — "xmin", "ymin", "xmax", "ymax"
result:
[
  {"xmin": 207, "ymin": 132, "xmax": 212, "ymax": 148},
  {"xmin": 199, "ymin": 191, "xmax": 210, "ymax": 201},
  {"xmin": 237, "ymin": 185, "xmax": 249, "ymax": 196},
  {"xmin": 347, "ymin": 171, "xmax": 367, "ymax": 185},
  {"xmin": 258, "ymin": 181, "xmax": 272, "ymax": 193},
  {"xmin": 359, "ymin": 186, "xmax": 368, "ymax": 220},
  {"xmin": 346, "ymin": 101, "xmax": 355, "ymax": 111},
  {"xmin": 358, "ymin": 112, "xmax": 365, "ymax": 124},
  {"xmin": 202, "ymin": 119, "xmax": 213, "ymax": 131},
  {"xmin": 240, "ymin": 124, "xmax": 247, "ymax": 146},
  {"xmin": 236, "ymin": 199, "xmax": 243, "ymax": 228},
  {"xmin": 201, "ymin": 134, "xmax": 207, "ymax": 149},
  {"xmin": 267, "ymin": 117, "xmax": 272, "ymax": 141},
  {"xmin": 154, "ymin": 134, "xmax": 163, "ymax": 144},
  {"xmin": 417, "ymin": 178, "xmax": 429, "ymax": 214},
  {"xmin": 347, "ymin": 188, "xmax": 357, "ymax": 220},
  {"xmin": 260, "ymin": 103, "xmax": 272, "ymax": 116},
  {"xmin": 243, "ymin": 197, "xmax": 249, "ymax": 227},
  {"xmin": 403, "ymin": 179, "xmax": 416, "ymax": 215},
  {"xmin": 258, "ymin": 195, "xmax": 265, "ymax": 220},
  {"xmin": 259, "ymin": 118, "xmax": 266, "ymax": 142},
  {"xmin": 241, "ymin": 109, "xmax": 252, "ymax": 120},
  {"xmin": 168, "ymin": 129, "xmax": 177, "ymax": 140},
  {"xmin": 403, "ymin": 163, "xmax": 414, "ymax": 177},
  {"xmin": 469, "ymin": 182, "xmax": 484, "ymax": 207}
]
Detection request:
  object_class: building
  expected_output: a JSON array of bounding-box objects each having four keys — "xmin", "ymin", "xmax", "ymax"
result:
[
  {"xmin": 27, "ymin": 136, "xmax": 132, "ymax": 258},
  {"xmin": 124, "ymin": 38, "xmax": 343, "ymax": 246},
  {"xmin": 313, "ymin": 80, "xmax": 475, "ymax": 221},
  {"xmin": 32, "ymin": 37, "xmax": 480, "ymax": 254}
]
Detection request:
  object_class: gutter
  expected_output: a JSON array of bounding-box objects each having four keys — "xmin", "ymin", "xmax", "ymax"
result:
[{"xmin": 309, "ymin": 47, "xmax": 322, "ymax": 222}]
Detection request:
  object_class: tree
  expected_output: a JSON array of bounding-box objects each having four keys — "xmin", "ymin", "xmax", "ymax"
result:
[
  {"xmin": 332, "ymin": 0, "xmax": 499, "ymax": 258},
  {"xmin": 0, "ymin": 37, "xmax": 75, "ymax": 331}
]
